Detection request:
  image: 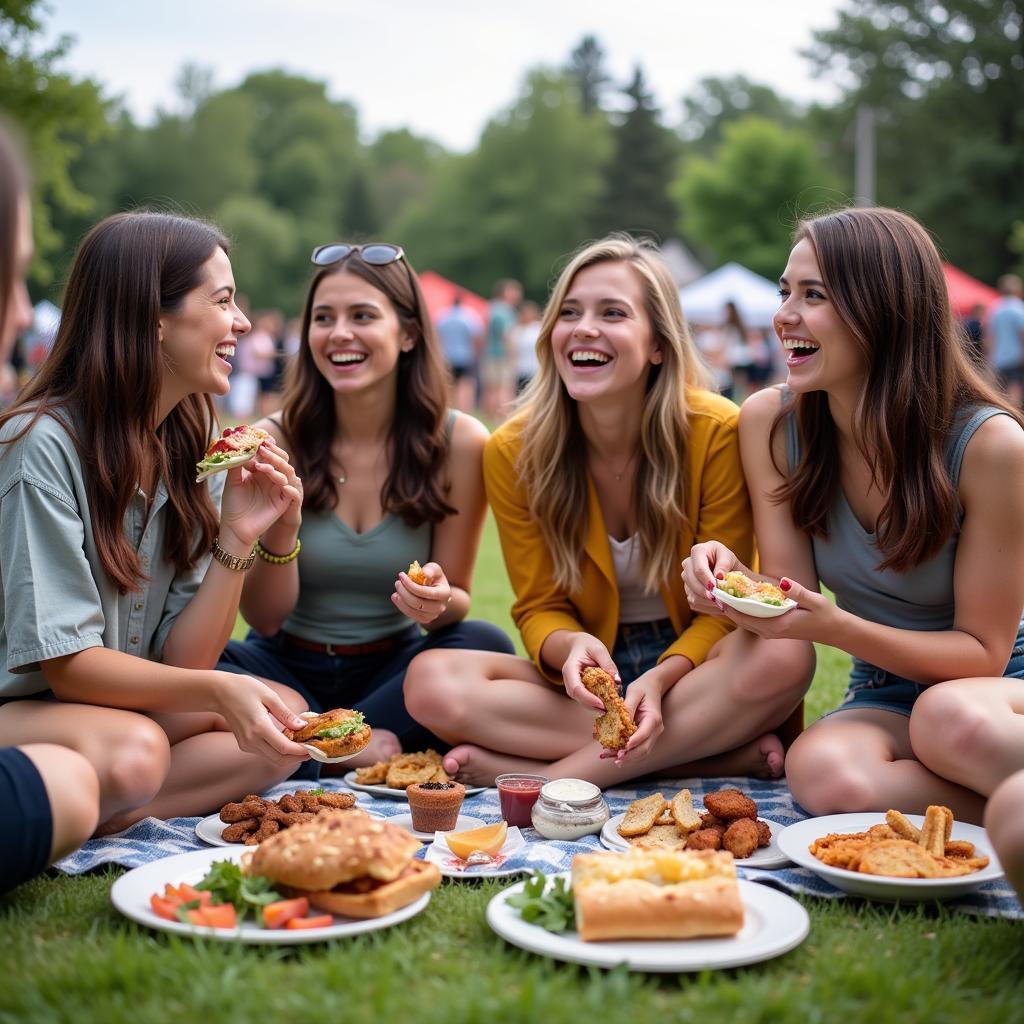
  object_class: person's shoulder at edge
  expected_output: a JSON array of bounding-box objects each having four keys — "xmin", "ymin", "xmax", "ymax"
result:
[
  {"xmin": 736, "ymin": 383, "xmax": 787, "ymax": 427},
  {"xmin": 684, "ymin": 387, "xmax": 742, "ymax": 430},
  {"xmin": 448, "ymin": 409, "xmax": 490, "ymax": 457},
  {"xmin": 483, "ymin": 411, "xmax": 527, "ymax": 462},
  {"xmin": 0, "ymin": 407, "xmax": 80, "ymax": 481}
]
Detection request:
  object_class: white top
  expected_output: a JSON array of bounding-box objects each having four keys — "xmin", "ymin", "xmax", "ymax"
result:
[{"xmin": 607, "ymin": 533, "xmax": 670, "ymax": 624}]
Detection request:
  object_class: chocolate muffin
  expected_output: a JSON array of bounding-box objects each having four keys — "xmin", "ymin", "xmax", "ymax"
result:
[{"xmin": 406, "ymin": 780, "xmax": 466, "ymax": 832}]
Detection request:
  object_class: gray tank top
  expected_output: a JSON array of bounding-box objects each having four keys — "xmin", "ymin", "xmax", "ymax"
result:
[{"xmin": 785, "ymin": 401, "xmax": 1008, "ymax": 631}]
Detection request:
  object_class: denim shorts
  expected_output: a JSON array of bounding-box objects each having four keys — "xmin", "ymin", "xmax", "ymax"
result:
[
  {"xmin": 830, "ymin": 621, "xmax": 1024, "ymax": 718},
  {"xmin": 611, "ymin": 618, "xmax": 677, "ymax": 687}
]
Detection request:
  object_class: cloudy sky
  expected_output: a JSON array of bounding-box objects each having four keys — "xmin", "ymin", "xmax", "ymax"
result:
[{"xmin": 44, "ymin": 0, "xmax": 848, "ymax": 151}]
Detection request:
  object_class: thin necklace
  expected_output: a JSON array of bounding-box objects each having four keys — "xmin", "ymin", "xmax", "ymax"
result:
[{"xmin": 608, "ymin": 448, "xmax": 638, "ymax": 482}]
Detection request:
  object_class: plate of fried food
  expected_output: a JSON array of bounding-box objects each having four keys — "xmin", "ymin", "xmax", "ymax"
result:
[
  {"xmin": 777, "ymin": 805, "xmax": 1003, "ymax": 901},
  {"xmin": 486, "ymin": 848, "xmax": 809, "ymax": 972},
  {"xmin": 116, "ymin": 809, "xmax": 440, "ymax": 944},
  {"xmin": 196, "ymin": 787, "xmax": 374, "ymax": 847},
  {"xmin": 714, "ymin": 571, "xmax": 797, "ymax": 618},
  {"xmin": 601, "ymin": 788, "xmax": 790, "ymax": 869},
  {"xmin": 344, "ymin": 750, "xmax": 486, "ymax": 799}
]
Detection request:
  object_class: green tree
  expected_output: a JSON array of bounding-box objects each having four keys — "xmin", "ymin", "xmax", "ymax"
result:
[
  {"xmin": 0, "ymin": 0, "xmax": 109, "ymax": 286},
  {"xmin": 680, "ymin": 75, "xmax": 801, "ymax": 154},
  {"xmin": 673, "ymin": 116, "xmax": 840, "ymax": 278},
  {"xmin": 803, "ymin": 0, "xmax": 1024, "ymax": 280},
  {"xmin": 565, "ymin": 35, "xmax": 611, "ymax": 115},
  {"xmin": 369, "ymin": 129, "xmax": 446, "ymax": 234},
  {"xmin": 592, "ymin": 66, "xmax": 681, "ymax": 241}
]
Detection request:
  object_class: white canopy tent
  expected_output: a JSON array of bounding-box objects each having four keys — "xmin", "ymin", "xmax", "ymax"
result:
[{"xmin": 679, "ymin": 262, "xmax": 780, "ymax": 330}]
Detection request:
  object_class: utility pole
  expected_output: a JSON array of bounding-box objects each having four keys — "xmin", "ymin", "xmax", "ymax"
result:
[{"xmin": 854, "ymin": 104, "xmax": 876, "ymax": 206}]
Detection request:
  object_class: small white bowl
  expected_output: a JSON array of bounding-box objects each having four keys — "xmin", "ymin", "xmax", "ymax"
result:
[{"xmin": 714, "ymin": 586, "xmax": 797, "ymax": 619}]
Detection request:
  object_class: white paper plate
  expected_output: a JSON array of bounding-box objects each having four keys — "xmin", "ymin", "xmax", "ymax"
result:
[
  {"xmin": 343, "ymin": 771, "xmax": 486, "ymax": 800},
  {"xmin": 714, "ymin": 587, "xmax": 797, "ymax": 618},
  {"xmin": 487, "ymin": 873, "xmax": 809, "ymax": 971},
  {"xmin": 777, "ymin": 812, "xmax": 1003, "ymax": 901},
  {"xmin": 110, "ymin": 846, "xmax": 431, "ymax": 944},
  {"xmin": 195, "ymin": 795, "xmax": 375, "ymax": 848},
  {"xmin": 385, "ymin": 812, "xmax": 486, "ymax": 843},
  {"xmin": 600, "ymin": 813, "xmax": 791, "ymax": 869},
  {"xmin": 424, "ymin": 827, "xmax": 529, "ymax": 879}
]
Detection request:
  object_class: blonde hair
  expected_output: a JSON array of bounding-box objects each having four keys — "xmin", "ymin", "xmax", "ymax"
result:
[{"xmin": 514, "ymin": 234, "xmax": 712, "ymax": 594}]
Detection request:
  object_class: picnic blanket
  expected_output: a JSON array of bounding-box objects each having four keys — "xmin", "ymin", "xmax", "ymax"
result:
[{"xmin": 56, "ymin": 776, "xmax": 1022, "ymax": 919}]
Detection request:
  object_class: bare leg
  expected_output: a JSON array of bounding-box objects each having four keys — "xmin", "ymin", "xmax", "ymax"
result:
[
  {"xmin": 985, "ymin": 769, "xmax": 1024, "ymax": 900},
  {"xmin": 786, "ymin": 707, "xmax": 986, "ymax": 822},
  {"xmin": 908, "ymin": 677, "xmax": 1024, "ymax": 796}
]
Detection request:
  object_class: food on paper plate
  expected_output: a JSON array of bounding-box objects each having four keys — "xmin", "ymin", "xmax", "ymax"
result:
[
  {"xmin": 354, "ymin": 749, "xmax": 450, "ymax": 790},
  {"xmin": 218, "ymin": 787, "xmax": 357, "ymax": 845},
  {"xmin": 284, "ymin": 708, "xmax": 372, "ymax": 758},
  {"xmin": 243, "ymin": 808, "xmax": 441, "ymax": 918},
  {"xmin": 810, "ymin": 804, "xmax": 990, "ymax": 878},
  {"xmin": 716, "ymin": 571, "xmax": 788, "ymax": 607},
  {"xmin": 195, "ymin": 424, "xmax": 272, "ymax": 482},
  {"xmin": 571, "ymin": 848, "xmax": 744, "ymax": 941},
  {"xmin": 445, "ymin": 821, "xmax": 509, "ymax": 861},
  {"xmin": 406, "ymin": 780, "xmax": 466, "ymax": 832},
  {"xmin": 580, "ymin": 667, "xmax": 637, "ymax": 751},
  {"xmin": 406, "ymin": 560, "xmax": 429, "ymax": 585}
]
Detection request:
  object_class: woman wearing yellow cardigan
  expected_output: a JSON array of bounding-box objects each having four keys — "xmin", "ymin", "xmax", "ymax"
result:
[{"xmin": 404, "ymin": 236, "xmax": 811, "ymax": 786}]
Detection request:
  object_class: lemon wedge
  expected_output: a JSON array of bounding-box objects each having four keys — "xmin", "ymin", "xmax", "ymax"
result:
[{"xmin": 445, "ymin": 821, "xmax": 508, "ymax": 860}]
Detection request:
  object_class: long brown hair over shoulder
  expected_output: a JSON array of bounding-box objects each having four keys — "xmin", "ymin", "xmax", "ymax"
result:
[
  {"xmin": 0, "ymin": 118, "xmax": 29, "ymax": 333},
  {"xmin": 0, "ymin": 211, "xmax": 226, "ymax": 593},
  {"xmin": 770, "ymin": 206, "xmax": 1022, "ymax": 573},
  {"xmin": 282, "ymin": 251, "xmax": 453, "ymax": 524},
  {"xmin": 515, "ymin": 234, "xmax": 713, "ymax": 594}
]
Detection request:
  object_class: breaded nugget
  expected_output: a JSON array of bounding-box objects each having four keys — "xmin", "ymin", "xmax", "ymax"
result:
[
  {"xmin": 355, "ymin": 762, "xmax": 389, "ymax": 785},
  {"xmin": 580, "ymin": 667, "xmax": 637, "ymax": 751},
  {"xmin": 944, "ymin": 840, "xmax": 976, "ymax": 859},
  {"xmin": 220, "ymin": 796, "xmax": 268, "ymax": 823},
  {"xmin": 249, "ymin": 817, "xmax": 282, "ymax": 845},
  {"xmin": 222, "ymin": 819, "xmax": 259, "ymax": 842},
  {"xmin": 617, "ymin": 793, "xmax": 666, "ymax": 837},
  {"xmin": 722, "ymin": 818, "xmax": 759, "ymax": 858},
  {"xmin": 630, "ymin": 824, "xmax": 688, "ymax": 851},
  {"xmin": 703, "ymin": 788, "xmax": 758, "ymax": 821},
  {"xmin": 670, "ymin": 789, "xmax": 703, "ymax": 834},
  {"xmin": 885, "ymin": 809, "xmax": 921, "ymax": 842},
  {"xmin": 700, "ymin": 811, "xmax": 723, "ymax": 829},
  {"xmin": 755, "ymin": 819, "xmax": 772, "ymax": 848},
  {"xmin": 810, "ymin": 833, "xmax": 873, "ymax": 870},
  {"xmin": 685, "ymin": 828, "xmax": 723, "ymax": 851},
  {"xmin": 317, "ymin": 791, "xmax": 357, "ymax": 809}
]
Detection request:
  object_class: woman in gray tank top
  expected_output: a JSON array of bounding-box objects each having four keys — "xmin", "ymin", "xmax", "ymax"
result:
[{"xmin": 683, "ymin": 207, "xmax": 1024, "ymax": 824}]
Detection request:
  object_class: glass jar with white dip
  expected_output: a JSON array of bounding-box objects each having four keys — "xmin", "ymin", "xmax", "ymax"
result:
[{"xmin": 530, "ymin": 778, "xmax": 609, "ymax": 840}]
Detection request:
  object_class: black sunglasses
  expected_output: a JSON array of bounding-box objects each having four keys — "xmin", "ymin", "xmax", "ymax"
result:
[{"xmin": 310, "ymin": 242, "xmax": 405, "ymax": 267}]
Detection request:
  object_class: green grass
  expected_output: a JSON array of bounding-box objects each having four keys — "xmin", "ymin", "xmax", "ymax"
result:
[{"xmin": 6, "ymin": 517, "xmax": 1022, "ymax": 1024}]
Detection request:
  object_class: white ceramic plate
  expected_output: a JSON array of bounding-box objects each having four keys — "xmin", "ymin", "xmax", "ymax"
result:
[
  {"xmin": 599, "ymin": 814, "xmax": 791, "ymax": 869},
  {"xmin": 343, "ymin": 771, "xmax": 486, "ymax": 800},
  {"xmin": 424, "ymin": 827, "xmax": 529, "ymax": 879},
  {"xmin": 714, "ymin": 587, "xmax": 797, "ymax": 618},
  {"xmin": 195, "ymin": 796, "xmax": 375, "ymax": 848},
  {"xmin": 487, "ymin": 873, "xmax": 809, "ymax": 972},
  {"xmin": 385, "ymin": 812, "xmax": 486, "ymax": 843},
  {"xmin": 110, "ymin": 846, "xmax": 431, "ymax": 944},
  {"xmin": 777, "ymin": 812, "xmax": 1003, "ymax": 901}
]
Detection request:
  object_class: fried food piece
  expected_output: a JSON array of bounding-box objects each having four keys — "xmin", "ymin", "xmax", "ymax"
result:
[
  {"xmin": 703, "ymin": 788, "xmax": 758, "ymax": 822},
  {"xmin": 920, "ymin": 805, "xmax": 954, "ymax": 858},
  {"xmin": 630, "ymin": 824, "xmax": 688, "ymax": 851},
  {"xmin": 407, "ymin": 560, "xmax": 429, "ymax": 585},
  {"xmin": 385, "ymin": 752, "xmax": 449, "ymax": 789},
  {"xmin": 929, "ymin": 854, "xmax": 990, "ymax": 876},
  {"xmin": 618, "ymin": 793, "xmax": 666, "ymax": 837},
  {"xmin": 670, "ymin": 789, "xmax": 703, "ymax": 834},
  {"xmin": 700, "ymin": 811, "xmax": 723, "ymax": 829},
  {"xmin": 859, "ymin": 839, "xmax": 942, "ymax": 878},
  {"xmin": 867, "ymin": 823, "xmax": 900, "ymax": 842},
  {"xmin": 809, "ymin": 832, "xmax": 873, "ymax": 870},
  {"xmin": 944, "ymin": 840, "xmax": 976, "ymax": 859},
  {"xmin": 249, "ymin": 817, "xmax": 282, "ymax": 845},
  {"xmin": 685, "ymin": 828, "xmax": 723, "ymax": 851},
  {"xmin": 222, "ymin": 819, "xmax": 260, "ymax": 842},
  {"xmin": 580, "ymin": 667, "xmax": 637, "ymax": 751},
  {"xmin": 755, "ymin": 819, "xmax": 772, "ymax": 848},
  {"xmin": 355, "ymin": 761, "xmax": 389, "ymax": 785},
  {"xmin": 219, "ymin": 796, "xmax": 269, "ymax": 823},
  {"xmin": 722, "ymin": 818, "xmax": 759, "ymax": 859},
  {"xmin": 317, "ymin": 791, "xmax": 357, "ymax": 809},
  {"xmin": 885, "ymin": 809, "xmax": 921, "ymax": 842}
]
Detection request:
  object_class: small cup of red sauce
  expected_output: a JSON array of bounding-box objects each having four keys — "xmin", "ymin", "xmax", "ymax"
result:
[{"xmin": 496, "ymin": 773, "xmax": 549, "ymax": 828}]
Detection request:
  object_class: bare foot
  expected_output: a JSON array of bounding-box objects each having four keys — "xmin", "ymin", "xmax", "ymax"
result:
[
  {"xmin": 347, "ymin": 729, "xmax": 401, "ymax": 769},
  {"xmin": 93, "ymin": 809, "xmax": 143, "ymax": 837},
  {"xmin": 664, "ymin": 733, "xmax": 785, "ymax": 781},
  {"xmin": 443, "ymin": 744, "xmax": 548, "ymax": 787}
]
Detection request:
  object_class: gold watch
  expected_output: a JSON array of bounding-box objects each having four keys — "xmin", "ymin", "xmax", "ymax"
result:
[{"xmin": 211, "ymin": 537, "xmax": 256, "ymax": 572}]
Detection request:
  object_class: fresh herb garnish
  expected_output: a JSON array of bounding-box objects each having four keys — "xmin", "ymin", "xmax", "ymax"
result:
[
  {"xmin": 506, "ymin": 870, "xmax": 575, "ymax": 933},
  {"xmin": 194, "ymin": 860, "xmax": 282, "ymax": 925}
]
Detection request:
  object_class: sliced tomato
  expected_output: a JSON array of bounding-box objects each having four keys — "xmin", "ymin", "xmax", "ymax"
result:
[
  {"xmin": 185, "ymin": 908, "xmax": 209, "ymax": 926},
  {"xmin": 285, "ymin": 914, "xmax": 333, "ymax": 930},
  {"xmin": 177, "ymin": 884, "xmax": 212, "ymax": 906},
  {"xmin": 162, "ymin": 884, "xmax": 184, "ymax": 902},
  {"xmin": 199, "ymin": 904, "xmax": 237, "ymax": 929},
  {"xmin": 262, "ymin": 897, "xmax": 310, "ymax": 929},
  {"xmin": 150, "ymin": 894, "xmax": 180, "ymax": 921}
]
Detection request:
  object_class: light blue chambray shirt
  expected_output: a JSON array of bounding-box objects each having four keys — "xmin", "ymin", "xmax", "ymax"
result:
[{"xmin": 0, "ymin": 410, "xmax": 224, "ymax": 697}]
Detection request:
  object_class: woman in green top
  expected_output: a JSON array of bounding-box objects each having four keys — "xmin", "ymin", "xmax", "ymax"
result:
[{"xmin": 0, "ymin": 209, "xmax": 310, "ymax": 833}]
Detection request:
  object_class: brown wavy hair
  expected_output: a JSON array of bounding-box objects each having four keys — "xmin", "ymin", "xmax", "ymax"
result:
[
  {"xmin": 514, "ymin": 234, "xmax": 713, "ymax": 594},
  {"xmin": 0, "ymin": 211, "xmax": 225, "ymax": 593},
  {"xmin": 771, "ymin": 206, "xmax": 1022, "ymax": 573},
  {"xmin": 282, "ymin": 250, "xmax": 454, "ymax": 524}
]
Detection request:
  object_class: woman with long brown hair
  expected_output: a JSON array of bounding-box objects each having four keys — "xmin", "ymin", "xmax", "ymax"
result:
[
  {"xmin": 0, "ymin": 206, "xmax": 311, "ymax": 837},
  {"xmin": 218, "ymin": 243, "xmax": 512, "ymax": 760},
  {"xmin": 403, "ymin": 235, "xmax": 811, "ymax": 787},
  {"xmin": 684, "ymin": 206, "xmax": 1024, "ymax": 822}
]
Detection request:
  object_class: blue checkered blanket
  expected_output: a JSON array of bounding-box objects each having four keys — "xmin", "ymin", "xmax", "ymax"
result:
[{"xmin": 56, "ymin": 776, "xmax": 1022, "ymax": 918}]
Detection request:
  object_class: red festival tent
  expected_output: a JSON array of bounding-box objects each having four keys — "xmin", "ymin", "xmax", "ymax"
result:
[
  {"xmin": 942, "ymin": 263, "xmax": 999, "ymax": 317},
  {"xmin": 418, "ymin": 271, "xmax": 490, "ymax": 324}
]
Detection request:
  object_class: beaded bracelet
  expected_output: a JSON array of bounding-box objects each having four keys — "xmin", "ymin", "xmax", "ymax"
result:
[{"xmin": 254, "ymin": 538, "xmax": 301, "ymax": 565}]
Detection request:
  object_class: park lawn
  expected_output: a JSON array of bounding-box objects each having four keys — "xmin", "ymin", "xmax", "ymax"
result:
[{"xmin": 3, "ymin": 514, "xmax": 1022, "ymax": 1023}]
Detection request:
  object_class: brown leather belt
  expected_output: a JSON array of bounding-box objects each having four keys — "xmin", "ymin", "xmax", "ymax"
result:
[{"xmin": 282, "ymin": 631, "xmax": 404, "ymax": 657}]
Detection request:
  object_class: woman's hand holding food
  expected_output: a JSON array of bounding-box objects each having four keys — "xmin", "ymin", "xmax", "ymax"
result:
[
  {"xmin": 219, "ymin": 443, "xmax": 303, "ymax": 552},
  {"xmin": 392, "ymin": 562, "xmax": 453, "ymax": 625},
  {"xmin": 681, "ymin": 541, "xmax": 753, "ymax": 615},
  {"xmin": 603, "ymin": 655, "xmax": 691, "ymax": 764},
  {"xmin": 210, "ymin": 671, "xmax": 310, "ymax": 767},
  {"xmin": 711, "ymin": 576, "xmax": 838, "ymax": 643},
  {"xmin": 562, "ymin": 634, "xmax": 620, "ymax": 712}
]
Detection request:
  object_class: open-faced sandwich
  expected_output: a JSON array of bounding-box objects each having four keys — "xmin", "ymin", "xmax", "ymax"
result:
[
  {"xmin": 284, "ymin": 709, "xmax": 371, "ymax": 759},
  {"xmin": 716, "ymin": 571, "xmax": 788, "ymax": 606},
  {"xmin": 571, "ymin": 848, "xmax": 744, "ymax": 941},
  {"xmin": 195, "ymin": 424, "xmax": 272, "ymax": 482},
  {"xmin": 243, "ymin": 809, "xmax": 441, "ymax": 918}
]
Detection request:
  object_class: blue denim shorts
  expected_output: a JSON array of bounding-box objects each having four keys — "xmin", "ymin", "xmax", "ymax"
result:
[
  {"xmin": 611, "ymin": 618, "xmax": 677, "ymax": 686},
  {"xmin": 830, "ymin": 622, "xmax": 1024, "ymax": 718}
]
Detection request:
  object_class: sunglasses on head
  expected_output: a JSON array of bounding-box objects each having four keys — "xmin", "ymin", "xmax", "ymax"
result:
[{"xmin": 310, "ymin": 242, "xmax": 405, "ymax": 267}]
